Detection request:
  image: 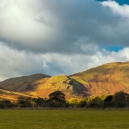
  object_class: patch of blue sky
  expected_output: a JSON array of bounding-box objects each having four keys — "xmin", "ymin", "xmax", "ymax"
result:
[
  {"xmin": 100, "ymin": 45, "xmax": 124, "ymax": 52},
  {"xmin": 97, "ymin": 0, "xmax": 129, "ymax": 5}
]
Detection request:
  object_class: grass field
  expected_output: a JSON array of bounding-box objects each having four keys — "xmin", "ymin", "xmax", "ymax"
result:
[{"xmin": 0, "ymin": 109, "xmax": 129, "ymax": 129}]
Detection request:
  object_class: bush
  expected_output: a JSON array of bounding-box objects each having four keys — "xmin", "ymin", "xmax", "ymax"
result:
[
  {"xmin": 67, "ymin": 98, "xmax": 78, "ymax": 107},
  {"xmin": 87, "ymin": 96, "xmax": 104, "ymax": 108},
  {"xmin": 33, "ymin": 97, "xmax": 46, "ymax": 107},
  {"xmin": 112, "ymin": 91, "xmax": 129, "ymax": 108},
  {"xmin": 0, "ymin": 100, "xmax": 13, "ymax": 108},
  {"xmin": 104, "ymin": 95, "xmax": 113, "ymax": 107},
  {"xmin": 16, "ymin": 97, "xmax": 33, "ymax": 108},
  {"xmin": 78, "ymin": 98, "xmax": 87, "ymax": 108}
]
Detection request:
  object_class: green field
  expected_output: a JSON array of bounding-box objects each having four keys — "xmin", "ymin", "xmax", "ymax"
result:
[{"xmin": 0, "ymin": 109, "xmax": 129, "ymax": 129}]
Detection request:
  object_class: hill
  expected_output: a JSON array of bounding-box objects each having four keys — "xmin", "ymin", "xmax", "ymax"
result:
[
  {"xmin": 71, "ymin": 61, "xmax": 129, "ymax": 96},
  {"xmin": 0, "ymin": 73, "xmax": 50, "ymax": 100},
  {"xmin": 28, "ymin": 74, "xmax": 88, "ymax": 99},
  {"xmin": 0, "ymin": 73, "xmax": 50, "ymax": 92},
  {"xmin": 0, "ymin": 89, "xmax": 31, "ymax": 101},
  {"xmin": 0, "ymin": 73, "xmax": 88, "ymax": 99},
  {"xmin": 1, "ymin": 61, "xmax": 129, "ymax": 100}
]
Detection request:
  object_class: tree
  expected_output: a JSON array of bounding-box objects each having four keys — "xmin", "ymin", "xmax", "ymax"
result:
[
  {"xmin": 104, "ymin": 95, "xmax": 113, "ymax": 107},
  {"xmin": 48, "ymin": 91, "xmax": 66, "ymax": 103},
  {"xmin": 33, "ymin": 97, "xmax": 46, "ymax": 107},
  {"xmin": 0, "ymin": 100, "xmax": 13, "ymax": 108},
  {"xmin": 112, "ymin": 91, "xmax": 129, "ymax": 108},
  {"xmin": 47, "ymin": 91, "xmax": 66, "ymax": 107},
  {"xmin": 17, "ymin": 97, "xmax": 33, "ymax": 107}
]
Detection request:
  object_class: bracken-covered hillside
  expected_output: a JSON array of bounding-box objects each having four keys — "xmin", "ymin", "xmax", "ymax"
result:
[
  {"xmin": 71, "ymin": 61, "xmax": 129, "ymax": 96},
  {"xmin": 1, "ymin": 61, "xmax": 129, "ymax": 100}
]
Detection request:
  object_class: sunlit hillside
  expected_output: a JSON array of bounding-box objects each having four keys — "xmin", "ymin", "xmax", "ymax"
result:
[
  {"xmin": 71, "ymin": 61, "xmax": 129, "ymax": 96},
  {"xmin": 0, "ymin": 73, "xmax": 50, "ymax": 92},
  {"xmin": 0, "ymin": 89, "xmax": 32, "ymax": 101},
  {"xmin": 0, "ymin": 73, "xmax": 50, "ymax": 101},
  {"xmin": 28, "ymin": 74, "xmax": 88, "ymax": 99},
  {"xmin": 1, "ymin": 61, "xmax": 129, "ymax": 101}
]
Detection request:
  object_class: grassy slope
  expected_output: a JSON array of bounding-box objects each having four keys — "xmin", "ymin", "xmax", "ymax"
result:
[
  {"xmin": 1, "ymin": 61, "xmax": 129, "ymax": 100},
  {"xmin": 0, "ymin": 74, "xmax": 88, "ymax": 100},
  {"xmin": 0, "ymin": 89, "xmax": 32, "ymax": 101},
  {"xmin": 0, "ymin": 73, "xmax": 50, "ymax": 101},
  {"xmin": 0, "ymin": 110, "xmax": 129, "ymax": 129},
  {"xmin": 0, "ymin": 73, "xmax": 50, "ymax": 92},
  {"xmin": 71, "ymin": 61, "xmax": 129, "ymax": 96},
  {"xmin": 29, "ymin": 74, "xmax": 88, "ymax": 99}
]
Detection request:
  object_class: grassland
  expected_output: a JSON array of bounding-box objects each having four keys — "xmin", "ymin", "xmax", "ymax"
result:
[{"xmin": 0, "ymin": 109, "xmax": 129, "ymax": 129}]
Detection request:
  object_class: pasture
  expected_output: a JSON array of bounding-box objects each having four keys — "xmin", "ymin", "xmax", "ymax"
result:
[{"xmin": 0, "ymin": 109, "xmax": 129, "ymax": 129}]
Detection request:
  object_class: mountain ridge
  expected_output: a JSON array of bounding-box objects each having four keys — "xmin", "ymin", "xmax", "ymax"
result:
[
  {"xmin": 71, "ymin": 61, "xmax": 129, "ymax": 96},
  {"xmin": 0, "ymin": 61, "xmax": 129, "ymax": 100}
]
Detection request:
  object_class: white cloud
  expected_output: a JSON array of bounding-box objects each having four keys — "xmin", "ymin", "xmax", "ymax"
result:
[
  {"xmin": 102, "ymin": 0, "xmax": 129, "ymax": 18},
  {"xmin": 0, "ymin": 0, "xmax": 129, "ymax": 80},
  {"xmin": 0, "ymin": 41, "xmax": 129, "ymax": 81},
  {"xmin": 0, "ymin": 42, "xmax": 44, "ymax": 80},
  {"xmin": 0, "ymin": 0, "xmax": 129, "ymax": 53}
]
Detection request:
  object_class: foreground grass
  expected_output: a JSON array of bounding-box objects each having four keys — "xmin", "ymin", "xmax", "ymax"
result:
[{"xmin": 0, "ymin": 109, "xmax": 129, "ymax": 129}]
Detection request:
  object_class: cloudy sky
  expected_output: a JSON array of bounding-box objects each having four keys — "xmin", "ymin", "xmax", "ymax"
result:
[{"xmin": 0, "ymin": 0, "xmax": 129, "ymax": 81}]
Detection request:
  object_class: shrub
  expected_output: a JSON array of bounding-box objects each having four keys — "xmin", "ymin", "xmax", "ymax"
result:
[
  {"xmin": 0, "ymin": 100, "xmax": 13, "ymax": 108},
  {"xmin": 112, "ymin": 91, "xmax": 129, "ymax": 108},
  {"xmin": 78, "ymin": 98, "xmax": 87, "ymax": 108},
  {"xmin": 87, "ymin": 96, "xmax": 104, "ymax": 108},
  {"xmin": 67, "ymin": 98, "xmax": 78, "ymax": 107}
]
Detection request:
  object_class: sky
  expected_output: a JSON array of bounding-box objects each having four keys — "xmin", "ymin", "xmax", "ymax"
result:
[
  {"xmin": 0, "ymin": 0, "xmax": 129, "ymax": 81},
  {"xmin": 98, "ymin": 0, "xmax": 129, "ymax": 5}
]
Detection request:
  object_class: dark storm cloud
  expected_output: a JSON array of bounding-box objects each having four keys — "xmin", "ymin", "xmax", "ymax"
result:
[{"xmin": 0, "ymin": 0, "xmax": 129, "ymax": 54}]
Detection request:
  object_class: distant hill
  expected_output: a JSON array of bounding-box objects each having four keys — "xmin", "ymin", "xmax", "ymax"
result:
[
  {"xmin": 0, "ymin": 73, "xmax": 50, "ymax": 92},
  {"xmin": 0, "ymin": 74, "xmax": 88, "ymax": 99},
  {"xmin": 0, "ymin": 73, "xmax": 50, "ymax": 101},
  {"xmin": 1, "ymin": 61, "xmax": 129, "ymax": 100}
]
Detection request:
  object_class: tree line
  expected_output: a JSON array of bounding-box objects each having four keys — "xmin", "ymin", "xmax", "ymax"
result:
[{"xmin": 0, "ymin": 90, "xmax": 129, "ymax": 109}]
